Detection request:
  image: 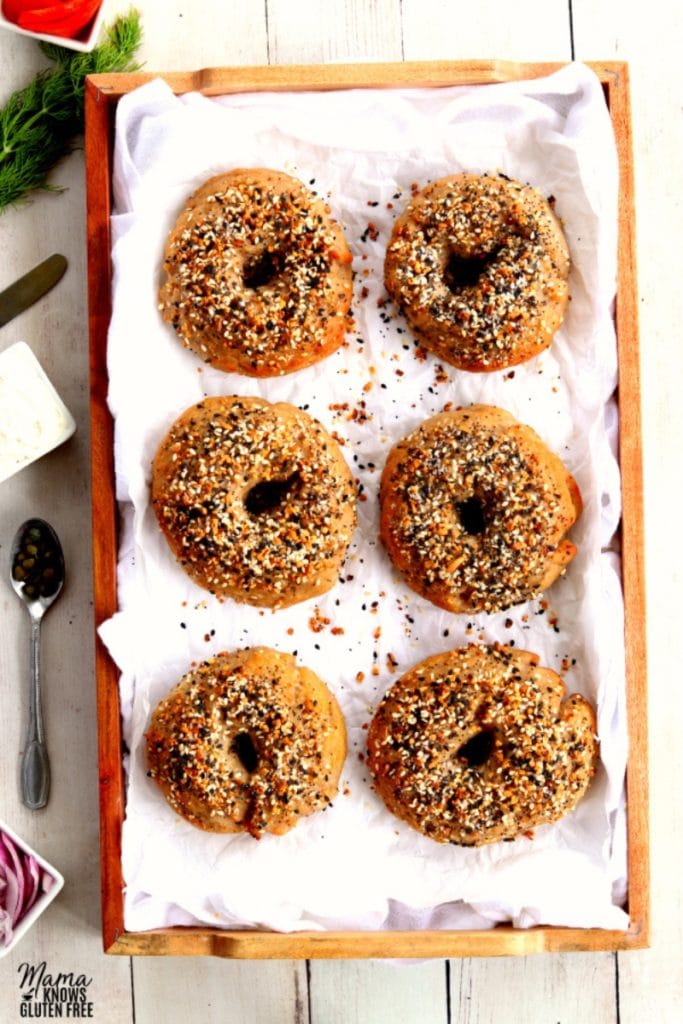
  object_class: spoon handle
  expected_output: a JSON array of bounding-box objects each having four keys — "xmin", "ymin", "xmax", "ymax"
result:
[{"xmin": 21, "ymin": 617, "xmax": 50, "ymax": 810}]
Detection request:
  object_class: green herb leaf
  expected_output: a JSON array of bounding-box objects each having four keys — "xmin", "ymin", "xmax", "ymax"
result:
[{"xmin": 0, "ymin": 8, "xmax": 143, "ymax": 214}]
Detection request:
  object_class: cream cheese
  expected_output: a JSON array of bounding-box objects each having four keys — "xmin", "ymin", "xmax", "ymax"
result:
[{"xmin": 0, "ymin": 342, "xmax": 76, "ymax": 484}]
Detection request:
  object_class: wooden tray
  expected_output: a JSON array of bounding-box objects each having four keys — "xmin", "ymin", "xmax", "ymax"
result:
[{"xmin": 85, "ymin": 60, "xmax": 648, "ymax": 958}]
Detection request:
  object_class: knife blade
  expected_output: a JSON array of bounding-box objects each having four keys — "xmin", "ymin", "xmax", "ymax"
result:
[{"xmin": 0, "ymin": 254, "xmax": 68, "ymax": 328}]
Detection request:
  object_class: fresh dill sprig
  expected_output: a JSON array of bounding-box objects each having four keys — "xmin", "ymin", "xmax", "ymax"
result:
[{"xmin": 0, "ymin": 9, "xmax": 143, "ymax": 213}]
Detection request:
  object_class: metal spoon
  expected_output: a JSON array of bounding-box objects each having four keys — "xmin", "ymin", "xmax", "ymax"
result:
[{"xmin": 9, "ymin": 518, "xmax": 65, "ymax": 810}]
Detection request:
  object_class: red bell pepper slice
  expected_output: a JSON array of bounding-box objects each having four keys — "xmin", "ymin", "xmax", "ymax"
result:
[
  {"xmin": 2, "ymin": 0, "xmax": 30, "ymax": 22},
  {"xmin": 14, "ymin": 0, "xmax": 102, "ymax": 38}
]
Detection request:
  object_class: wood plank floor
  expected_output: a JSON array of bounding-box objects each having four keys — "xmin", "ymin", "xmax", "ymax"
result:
[{"xmin": 0, "ymin": 1, "xmax": 681, "ymax": 1021}]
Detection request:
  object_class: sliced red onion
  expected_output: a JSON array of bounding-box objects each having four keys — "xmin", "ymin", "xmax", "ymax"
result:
[
  {"xmin": 22, "ymin": 855, "xmax": 41, "ymax": 918},
  {"xmin": 0, "ymin": 830, "xmax": 55, "ymax": 946},
  {"xmin": 2, "ymin": 833, "xmax": 25, "ymax": 924}
]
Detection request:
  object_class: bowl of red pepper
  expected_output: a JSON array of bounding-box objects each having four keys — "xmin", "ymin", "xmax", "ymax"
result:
[{"xmin": 1, "ymin": 0, "xmax": 107, "ymax": 51}]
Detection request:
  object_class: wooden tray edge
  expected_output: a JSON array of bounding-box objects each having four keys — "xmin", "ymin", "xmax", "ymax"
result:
[
  {"xmin": 84, "ymin": 59, "xmax": 649, "ymax": 958},
  {"xmin": 85, "ymin": 75, "xmax": 127, "ymax": 954},
  {"xmin": 84, "ymin": 59, "xmax": 628, "ymax": 97},
  {"xmin": 608, "ymin": 63, "xmax": 650, "ymax": 948},
  {"xmin": 102, "ymin": 921, "xmax": 648, "ymax": 959}
]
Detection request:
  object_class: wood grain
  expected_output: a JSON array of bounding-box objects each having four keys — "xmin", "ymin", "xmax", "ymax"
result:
[
  {"xmin": 1, "ymin": 0, "xmax": 677, "ymax": 1021},
  {"xmin": 453, "ymin": 953, "xmax": 618, "ymax": 1023},
  {"xmin": 2, "ymin": 0, "xmax": 676, "ymax": 1021},
  {"xmin": 132, "ymin": 958, "xmax": 309, "ymax": 1024},
  {"xmin": 84, "ymin": 78, "xmax": 127, "ymax": 958},
  {"xmin": 604, "ymin": 60, "xmax": 650, "ymax": 948},
  {"xmin": 102, "ymin": 922, "xmax": 650, "ymax": 959},
  {"xmin": 86, "ymin": 58, "xmax": 616, "ymax": 98},
  {"xmin": 573, "ymin": 1, "xmax": 683, "ymax": 1021},
  {"xmin": 125, "ymin": 0, "xmax": 269, "ymax": 71},
  {"xmin": 400, "ymin": 0, "xmax": 571, "ymax": 62},
  {"xmin": 309, "ymin": 960, "xmax": 448, "ymax": 1024},
  {"xmin": 0, "ymin": 21, "xmax": 134, "ymax": 1024},
  {"xmin": 267, "ymin": 0, "xmax": 403, "ymax": 63}
]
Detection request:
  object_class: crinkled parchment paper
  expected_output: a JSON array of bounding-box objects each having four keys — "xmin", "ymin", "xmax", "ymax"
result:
[{"xmin": 99, "ymin": 63, "xmax": 629, "ymax": 932}]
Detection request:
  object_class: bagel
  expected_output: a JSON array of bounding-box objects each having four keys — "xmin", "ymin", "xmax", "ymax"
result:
[
  {"xmin": 146, "ymin": 647, "xmax": 347, "ymax": 837},
  {"xmin": 159, "ymin": 168, "xmax": 353, "ymax": 377},
  {"xmin": 379, "ymin": 404, "xmax": 581, "ymax": 614},
  {"xmin": 151, "ymin": 396, "xmax": 357, "ymax": 608},
  {"xmin": 384, "ymin": 173, "xmax": 570, "ymax": 371},
  {"xmin": 367, "ymin": 644, "xmax": 598, "ymax": 846}
]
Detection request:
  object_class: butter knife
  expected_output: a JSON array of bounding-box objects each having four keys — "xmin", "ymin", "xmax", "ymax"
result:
[{"xmin": 0, "ymin": 254, "xmax": 68, "ymax": 328}]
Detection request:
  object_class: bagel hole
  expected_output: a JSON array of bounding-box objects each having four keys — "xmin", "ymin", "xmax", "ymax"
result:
[
  {"xmin": 456, "ymin": 496, "xmax": 486, "ymax": 536},
  {"xmin": 245, "ymin": 471, "xmax": 301, "ymax": 516},
  {"xmin": 243, "ymin": 249, "xmax": 285, "ymax": 289},
  {"xmin": 458, "ymin": 729, "xmax": 495, "ymax": 767},
  {"xmin": 231, "ymin": 732, "xmax": 259, "ymax": 774},
  {"xmin": 445, "ymin": 249, "xmax": 500, "ymax": 292}
]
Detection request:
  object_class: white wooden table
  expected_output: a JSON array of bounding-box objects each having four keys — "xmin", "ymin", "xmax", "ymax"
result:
[{"xmin": 0, "ymin": 1, "xmax": 680, "ymax": 1021}]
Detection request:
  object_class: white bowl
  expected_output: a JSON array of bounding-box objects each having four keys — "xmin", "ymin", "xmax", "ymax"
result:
[
  {"xmin": 0, "ymin": 341, "xmax": 77, "ymax": 484},
  {"xmin": 0, "ymin": 819, "xmax": 64, "ymax": 958},
  {"xmin": 0, "ymin": 1, "xmax": 107, "ymax": 52}
]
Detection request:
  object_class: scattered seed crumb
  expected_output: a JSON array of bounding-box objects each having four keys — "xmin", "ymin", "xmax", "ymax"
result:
[{"xmin": 309, "ymin": 606, "xmax": 331, "ymax": 633}]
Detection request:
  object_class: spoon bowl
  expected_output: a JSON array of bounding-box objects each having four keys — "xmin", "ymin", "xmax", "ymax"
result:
[
  {"xmin": 10, "ymin": 518, "xmax": 65, "ymax": 809},
  {"xmin": 11, "ymin": 518, "xmax": 64, "ymax": 611}
]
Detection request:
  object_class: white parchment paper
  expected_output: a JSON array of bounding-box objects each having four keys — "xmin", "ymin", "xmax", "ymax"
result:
[{"xmin": 100, "ymin": 63, "xmax": 629, "ymax": 933}]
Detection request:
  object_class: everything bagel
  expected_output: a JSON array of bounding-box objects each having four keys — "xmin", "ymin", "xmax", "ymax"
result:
[
  {"xmin": 367, "ymin": 644, "xmax": 598, "ymax": 846},
  {"xmin": 151, "ymin": 395, "xmax": 357, "ymax": 608},
  {"xmin": 379, "ymin": 404, "xmax": 582, "ymax": 614},
  {"xmin": 159, "ymin": 168, "xmax": 353, "ymax": 376},
  {"xmin": 384, "ymin": 173, "xmax": 570, "ymax": 371},
  {"xmin": 146, "ymin": 647, "xmax": 347, "ymax": 837}
]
